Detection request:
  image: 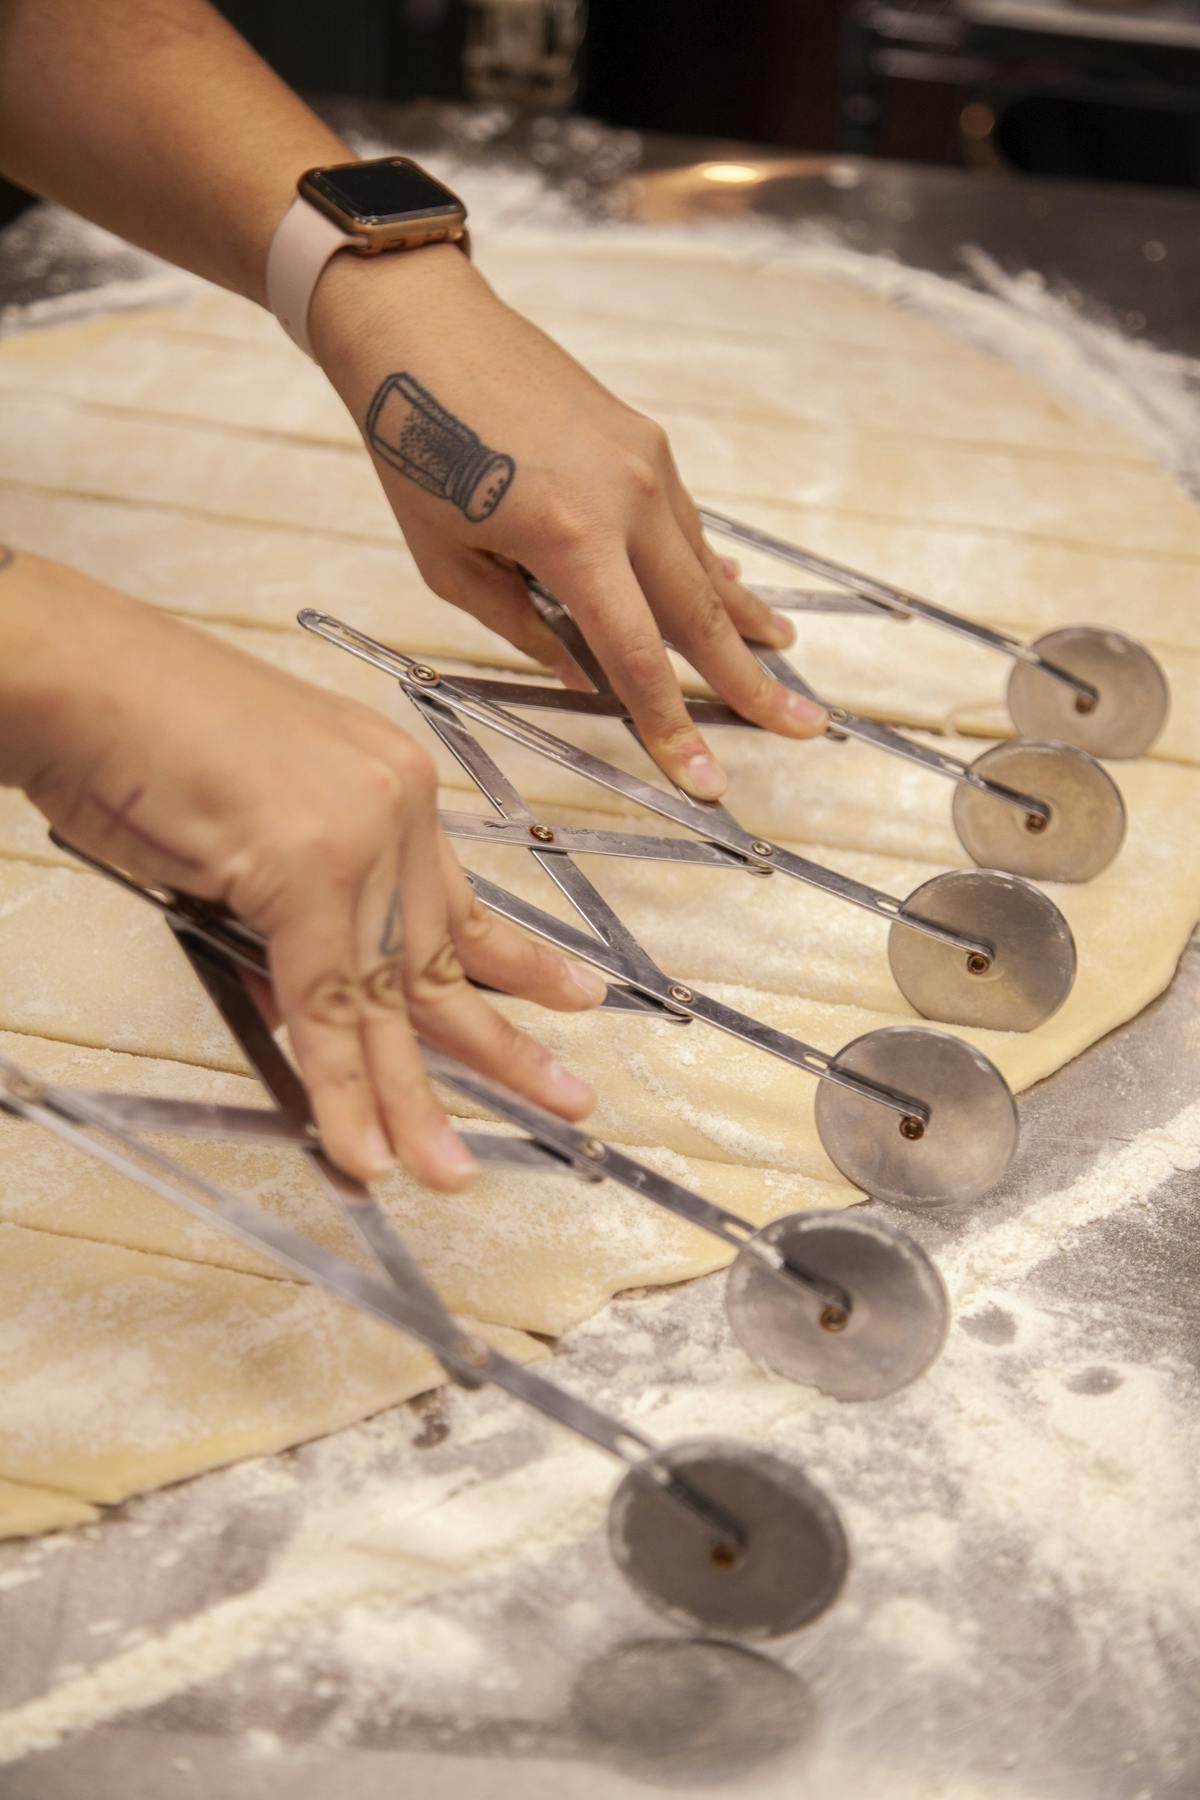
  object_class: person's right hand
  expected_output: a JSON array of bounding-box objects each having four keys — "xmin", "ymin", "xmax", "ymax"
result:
[{"xmin": 4, "ymin": 554, "xmax": 605, "ymax": 1188}]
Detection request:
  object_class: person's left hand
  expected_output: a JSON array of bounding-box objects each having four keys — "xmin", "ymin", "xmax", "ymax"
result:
[{"xmin": 310, "ymin": 244, "xmax": 825, "ymax": 804}]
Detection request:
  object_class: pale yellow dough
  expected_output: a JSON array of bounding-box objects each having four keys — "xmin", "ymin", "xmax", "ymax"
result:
[{"xmin": 0, "ymin": 234, "xmax": 1197, "ymax": 1537}]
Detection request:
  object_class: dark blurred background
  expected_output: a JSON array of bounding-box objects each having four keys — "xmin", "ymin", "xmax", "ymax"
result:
[
  {"xmin": 2, "ymin": 0, "xmax": 1198, "ymax": 232},
  {"xmin": 226, "ymin": 0, "xmax": 1200, "ymax": 184}
]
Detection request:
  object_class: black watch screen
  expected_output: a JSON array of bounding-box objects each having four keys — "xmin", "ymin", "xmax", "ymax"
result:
[{"xmin": 306, "ymin": 158, "xmax": 462, "ymax": 226}]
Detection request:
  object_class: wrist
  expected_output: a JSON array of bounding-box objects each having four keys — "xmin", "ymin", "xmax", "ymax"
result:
[{"xmin": 307, "ymin": 240, "xmax": 484, "ymax": 381}]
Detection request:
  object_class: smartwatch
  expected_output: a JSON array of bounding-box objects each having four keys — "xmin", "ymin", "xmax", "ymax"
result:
[{"xmin": 265, "ymin": 156, "xmax": 470, "ymax": 358}]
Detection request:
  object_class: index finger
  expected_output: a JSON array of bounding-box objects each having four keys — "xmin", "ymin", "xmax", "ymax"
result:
[{"xmin": 544, "ymin": 553, "xmax": 728, "ymax": 800}]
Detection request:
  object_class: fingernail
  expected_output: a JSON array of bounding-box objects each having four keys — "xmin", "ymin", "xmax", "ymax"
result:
[
  {"xmin": 546, "ymin": 1060, "xmax": 595, "ymax": 1106},
  {"xmin": 362, "ymin": 1126, "xmax": 396, "ymax": 1177},
  {"xmin": 684, "ymin": 750, "xmax": 728, "ymax": 799},
  {"xmin": 771, "ymin": 610, "xmax": 796, "ymax": 646},
  {"xmin": 786, "ymin": 692, "xmax": 827, "ymax": 729},
  {"xmin": 566, "ymin": 962, "xmax": 608, "ymax": 1004},
  {"xmin": 720, "ymin": 556, "xmax": 741, "ymax": 581},
  {"xmin": 434, "ymin": 1126, "xmax": 478, "ymax": 1176}
]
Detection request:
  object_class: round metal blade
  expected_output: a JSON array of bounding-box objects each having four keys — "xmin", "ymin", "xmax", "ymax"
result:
[
  {"xmin": 813, "ymin": 1023, "xmax": 1018, "ymax": 1208},
  {"xmin": 887, "ymin": 868, "xmax": 1076, "ymax": 1031},
  {"xmin": 953, "ymin": 739, "xmax": 1126, "ymax": 882},
  {"xmin": 607, "ymin": 1438, "xmax": 848, "ymax": 1639},
  {"xmin": 726, "ymin": 1212, "xmax": 950, "ymax": 1400},
  {"xmin": 1007, "ymin": 626, "xmax": 1169, "ymax": 759}
]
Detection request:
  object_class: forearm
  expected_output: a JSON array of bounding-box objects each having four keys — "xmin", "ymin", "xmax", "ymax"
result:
[
  {"xmin": 0, "ymin": 0, "xmax": 348, "ymax": 303},
  {"xmin": 0, "ymin": 549, "xmax": 169, "ymax": 795}
]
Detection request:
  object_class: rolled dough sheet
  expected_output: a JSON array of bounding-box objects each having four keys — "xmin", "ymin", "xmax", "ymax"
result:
[
  {"xmin": 0, "ymin": 233, "xmax": 1196, "ymax": 1539},
  {"xmin": 3, "ymin": 709, "xmax": 1198, "ymax": 1131},
  {"xmin": 0, "ymin": 1221, "xmax": 542, "ymax": 1511},
  {"xmin": 0, "ymin": 238, "xmax": 1196, "ymax": 759},
  {"xmin": 0, "ymin": 1029, "xmax": 850, "ymax": 1330}
]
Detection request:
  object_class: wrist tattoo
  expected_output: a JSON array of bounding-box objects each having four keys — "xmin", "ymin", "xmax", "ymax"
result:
[{"xmin": 365, "ymin": 374, "xmax": 514, "ymax": 523}]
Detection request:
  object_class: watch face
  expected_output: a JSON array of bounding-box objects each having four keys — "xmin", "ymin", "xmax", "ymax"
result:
[{"xmin": 305, "ymin": 158, "xmax": 464, "ymax": 227}]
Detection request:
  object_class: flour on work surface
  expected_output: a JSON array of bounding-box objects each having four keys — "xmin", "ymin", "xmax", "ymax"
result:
[{"xmin": 1, "ymin": 1101, "xmax": 1196, "ymax": 1772}]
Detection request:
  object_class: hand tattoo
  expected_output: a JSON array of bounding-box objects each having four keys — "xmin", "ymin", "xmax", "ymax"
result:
[
  {"xmin": 378, "ymin": 886, "xmax": 404, "ymax": 958},
  {"xmin": 87, "ymin": 783, "xmax": 202, "ymax": 869},
  {"xmin": 365, "ymin": 374, "xmax": 514, "ymax": 523}
]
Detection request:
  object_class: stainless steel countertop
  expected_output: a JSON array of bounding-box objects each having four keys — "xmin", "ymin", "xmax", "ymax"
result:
[{"xmin": 2, "ymin": 103, "xmax": 1198, "ymax": 1800}]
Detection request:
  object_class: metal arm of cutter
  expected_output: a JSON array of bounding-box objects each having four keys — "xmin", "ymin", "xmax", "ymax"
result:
[
  {"xmin": 460, "ymin": 869, "xmax": 929, "ymax": 1126},
  {"xmin": 420, "ymin": 1045, "xmax": 852, "ymax": 1320},
  {"xmin": 43, "ymin": 840, "xmax": 856, "ymax": 1315},
  {"xmin": 0, "ymin": 1060, "xmax": 851, "ymax": 1324},
  {"xmin": 0, "ymin": 1083, "xmax": 560, "ymax": 1172},
  {"xmin": 298, "ymin": 611, "xmax": 994, "ymax": 964},
  {"xmin": 0, "ymin": 1046, "xmax": 483, "ymax": 1383},
  {"xmin": 697, "ymin": 506, "xmax": 1099, "ymax": 706},
  {"xmin": 412, "ymin": 687, "xmax": 685, "ymax": 1023},
  {"xmin": 48, "ymin": 835, "xmax": 508, "ymax": 1389},
  {"xmin": 437, "ymin": 810, "xmax": 779, "ymax": 869},
  {"xmin": 294, "ymin": 618, "xmax": 930, "ymax": 1122},
  {"xmin": 0, "ymin": 1045, "xmax": 751, "ymax": 1547},
  {"xmin": 523, "ymin": 573, "xmax": 1051, "ymax": 827},
  {"xmin": 749, "ymin": 648, "xmax": 1051, "ymax": 826},
  {"xmin": 180, "ymin": 928, "xmax": 495, "ymax": 1391},
  {"xmin": 444, "ymin": 676, "xmax": 1051, "ymax": 830}
]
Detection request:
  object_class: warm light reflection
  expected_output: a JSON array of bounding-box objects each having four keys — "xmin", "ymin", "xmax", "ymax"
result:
[{"xmin": 699, "ymin": 162, "xmax": 762, "ymax": 185}]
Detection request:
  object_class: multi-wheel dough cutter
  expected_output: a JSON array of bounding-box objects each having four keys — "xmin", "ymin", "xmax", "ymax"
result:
[
  {"xmin": 3, "ymin": 838, "xmax": 952, "ymax": 1639},
  {"xmin": 303, "ymin": 609, "xmax": 1038, "ymax": 1211},
  {"xmin": 3, "ymin": 518, "xmax": 1167, "ymax": 1638},
  {"xmin": 298, "ymin": 499, "xmax": 1169, "ymax": 1213}
]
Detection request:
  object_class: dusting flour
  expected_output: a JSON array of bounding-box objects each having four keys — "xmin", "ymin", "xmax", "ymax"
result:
[{"xmin": 1, "ymin": 1098, "xmax": 1196, "ymax": 1772}]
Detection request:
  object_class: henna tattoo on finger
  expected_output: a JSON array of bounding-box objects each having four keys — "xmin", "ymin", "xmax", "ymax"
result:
[
  {"xmin": 407, "ymin": 939, "xmax": 468, "ymax": 1005},
  {"xmin": 364, "ymin": 961, "xmax": 408, "ymax": 1010},
  {"xmin": 365, "ymin": 374, "xmax": 514, "ymax": 523},
  {"xmin": 300, "ymin": 973, "xmax": 362, "ymax": 1028}
]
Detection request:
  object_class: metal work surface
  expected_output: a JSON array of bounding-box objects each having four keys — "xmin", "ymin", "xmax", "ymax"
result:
[{"xmin": 1, "ymin": 104, "xmax": 1198, "ymax": 1800}]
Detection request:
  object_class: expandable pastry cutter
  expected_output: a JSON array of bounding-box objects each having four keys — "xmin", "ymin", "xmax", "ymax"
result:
[
  {"xmin": 701, "ymin": 506, "xmax": 1170, "ymax": 765},
  {"xmin": 10, "ymin": 855, "xmax": 846, "ymax": 1637},
  {"xmin": 302, "ymin": 610, "xmax": 1076, "ymax": 1035},
  {"xmin": 300, "ymin": 612, "xmax": 1023, "ymax": 1208},
  {"xmin": 8, "ymin": 842, "xmax": 958, "ymax": 1631},
  {"xmin": 45, "ymin": 837, "xmax": 951, "ymax": 1405}
]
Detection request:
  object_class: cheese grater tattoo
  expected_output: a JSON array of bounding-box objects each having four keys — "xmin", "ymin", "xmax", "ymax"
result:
[{"xmin": 366, "ymin": 374, "xmax": 515, "ymax": 523}]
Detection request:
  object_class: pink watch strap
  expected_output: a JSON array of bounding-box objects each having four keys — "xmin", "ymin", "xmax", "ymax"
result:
[{"xmin": 264, "ymin": 196, "xmax": 356, "ymax": 360}]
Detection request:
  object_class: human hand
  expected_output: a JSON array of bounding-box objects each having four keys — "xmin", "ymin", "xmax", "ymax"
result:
[
  {"xmin": 7, "ymin": 557, "xmax": 604, "ymax": 1188},
  {"xmin": 310, "ymin": 247, "xmax": 826, "ymax": 801}
]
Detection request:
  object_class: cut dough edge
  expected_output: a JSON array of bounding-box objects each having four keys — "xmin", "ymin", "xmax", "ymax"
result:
[
  {"xmin": 0, "ymin": 1026, "xmax": 855, "ymax": 1313},
  {"xmin": 0, "ymin": 1476, "xmax": 99, "ymax": 1535},
  {"xmin": 0, "ymin": 274, "xmax": 1197, "ymax": 752},
  {"xmin": 0, "ymin": 1218, "xmax": 544, "ymax": 1522}
]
